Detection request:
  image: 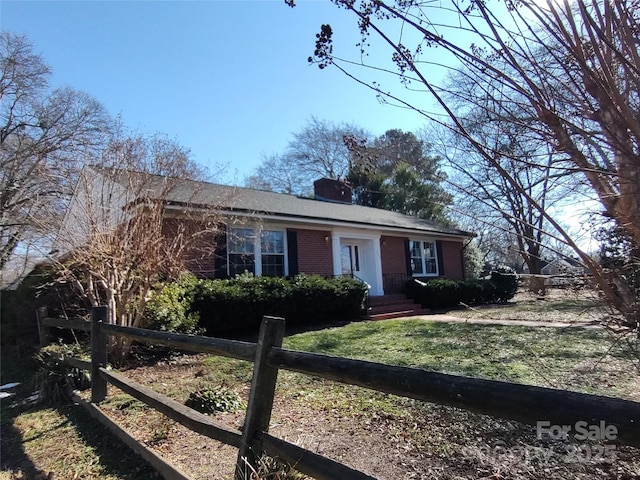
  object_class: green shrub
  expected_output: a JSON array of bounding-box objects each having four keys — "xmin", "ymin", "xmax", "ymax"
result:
[
  {"xmin": 462, "ymin": 242, "xmax": 484, "ymax": 280},
  {"xmin": 491, "ymin": 267, "xmax": 519, "ymax": 303},
  {"xmin": 143, "ymin": 273, "xmax": 201, "ymax": 334},
  {"xmin": 406, "ymin": 278, "xmax": 458, "ymax": 309},
  {"xmin": 457, "ymin": 279, "xmax": 487, "ymax": 305},
  {"xmin": 192, "ymin": 274, "xmax": 367, "ymax": 335},
  {"xmin": 406, "ymin": 272, "xmax": 518, "ymax": 309},
  {"xmin": 184, "ymin": 386, "xmax": 245, "ymax": 415}
]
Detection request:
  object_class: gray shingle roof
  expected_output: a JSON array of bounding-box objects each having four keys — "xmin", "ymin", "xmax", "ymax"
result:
[{"xmin": 97, "ymin": 167, "xmax": 472, "ymax": 238}]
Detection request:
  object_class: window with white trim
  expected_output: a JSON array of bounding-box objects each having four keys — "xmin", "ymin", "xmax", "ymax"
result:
[
  {"xmin": 410, "ymin": 240, "xmax": 438, "ymax": 276},
  {"xmin": 260, "ymin": 230, "xmax": 285, "ymax": 277},
  {"xmin": 228, "ymin": 227, "xmax": 286, "ymax": 277}
]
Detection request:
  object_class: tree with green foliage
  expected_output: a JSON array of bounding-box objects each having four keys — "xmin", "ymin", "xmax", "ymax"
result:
[{"xmin": 347, "ymin": 129, "xmax": 452, "ymax": 223}]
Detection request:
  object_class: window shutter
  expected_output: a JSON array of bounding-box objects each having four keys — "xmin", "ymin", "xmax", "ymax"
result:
[
  {"xmin": 404, "ymin": 238, "xmax": 412, "ymax": 276},
  {"xmin": 214, "ymin": 225, "xmax": 228, "ymax": 279},
  {"xmin": 287, "ymin": 230, "xmax": 299, "ymax": 276},
  {"xmin": 436, "ymin": 240, "xmax": 445, "ymax": 276}
]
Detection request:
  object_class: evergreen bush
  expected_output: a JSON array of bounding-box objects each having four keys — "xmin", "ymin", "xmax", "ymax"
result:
[
  {"xmin": 490, "ymin": 267, "xmax": 519, "ymax": 303},
  {"xmin": 184, "ymin": 386, "xmax": 244, "ymax": 415},
  {"xmin": 190, "ymin": 274, "xmax": 368, "ymax": 335},
  {"xmin": 143, "ymin": 273, "xmax": 202, "ymax": 334},
  {"xmin": 406, "ymin": 271, "xmax": 518, "ymax": 310}
]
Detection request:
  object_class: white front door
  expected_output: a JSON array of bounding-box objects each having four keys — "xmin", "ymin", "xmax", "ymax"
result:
[{"xmin": 332, "ymin": 232, "xmax": 384, "ymax": 295}]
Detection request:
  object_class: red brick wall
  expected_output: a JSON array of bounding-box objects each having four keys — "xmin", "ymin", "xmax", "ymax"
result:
[
  {"xmin": 161, "ymin": 219, "xmax": 466, "ymax": 282},
  {"xmin": 380, "ymin": 235, "xmax": 409, "ymax": 293},
  {"xmin": 162, "ymin": 218, "xmax": 219, "ymax": 278},
  {"xmin": 294, "ymin": 229, "xmax": 333, "ymax": 276},
  {"xmin": 380, "ymin": 236, "xmax": 407, "ymax": 275},
  {"xmin": 380, "ymin": 235, "xmax": 465, "ymax": 283},
  {"xmin": 440, "ymin": 240, "xmax": 464, "ymax": 280}
]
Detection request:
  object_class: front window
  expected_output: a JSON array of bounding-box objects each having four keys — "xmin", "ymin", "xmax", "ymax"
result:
[
  {"xmin": 410, "ymin": 240, "xmax": 438, "ymax": 276},
  {"xmin": 228, "ymin": 228, "xmax": 256, "ymax": 276},
  {"xmin": 260, "ymin": 230, "xmax": 285, "ymax": 277},
  {"xmin": 228, "ymin": 227, "xmax": 286, "ymax": 277}
]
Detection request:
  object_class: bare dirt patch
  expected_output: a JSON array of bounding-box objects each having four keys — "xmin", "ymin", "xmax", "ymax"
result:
[{"xmin": 94, "ymin": 353, "xmax": 640, "ymax": 480}]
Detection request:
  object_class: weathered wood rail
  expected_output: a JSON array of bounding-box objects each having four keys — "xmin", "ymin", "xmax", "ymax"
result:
[{"xmin": 41, "ymin": 307, "xmax": 640, "ymax": 480}]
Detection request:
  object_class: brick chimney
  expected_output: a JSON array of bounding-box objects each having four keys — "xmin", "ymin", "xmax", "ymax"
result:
[{"xmin": 313, "ymin": 178, "xmax": 352, "ymax": 204}]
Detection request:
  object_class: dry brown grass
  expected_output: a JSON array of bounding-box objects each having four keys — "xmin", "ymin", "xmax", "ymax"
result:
[{"xmin": 451, "ymin": 287, "xmax": 611, "ymax": 325}]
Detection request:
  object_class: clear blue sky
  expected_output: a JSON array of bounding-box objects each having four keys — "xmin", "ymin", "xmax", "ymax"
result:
[{"xmin": 1, "ymin": 0, "xmax": 438, "ymax": 184}]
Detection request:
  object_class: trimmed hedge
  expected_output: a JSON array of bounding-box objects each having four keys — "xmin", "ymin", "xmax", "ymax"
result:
[
  {"xmin": 406, "ymin": 269, "xmax": 518, "ymax": 310},
  {"xmin": 186, "ymin": 274, "xmax": 368, "ymax": 335}
]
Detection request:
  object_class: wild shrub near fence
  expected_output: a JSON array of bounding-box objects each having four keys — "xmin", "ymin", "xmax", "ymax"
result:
[
  {"xmin": 144, "ymin": 274, "xmax": 202, "ymax": 335},
  {"xmin": 39, "ymin": 308, "xmax": 640, "ymax": 480}
]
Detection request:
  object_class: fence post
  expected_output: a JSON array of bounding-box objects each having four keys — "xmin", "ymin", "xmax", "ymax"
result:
[
  {"xmin": 91, "ymin": 306, "xmax": 109, "ymax": 403},
  {"xmin": 236, "ymin": 316, "xmax": 285, "ymax": 480},
  {"xmin": 36, "ymin": 306, "xmax": 50, "ymax": 347}
]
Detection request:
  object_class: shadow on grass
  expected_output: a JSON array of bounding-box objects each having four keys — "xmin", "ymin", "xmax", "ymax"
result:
[
  {"xmin": 54, "ymin": 403, "xmax": 159, "ymax": 479},
  {"xmin": 1, "ymin": 344, "xmax": 158, "ymax": 480},
  {"xmin": 1, "ymin": 399, "xmax": 159, "ymax": 480},
  {"xmin": 0, "ymin": 344, "xmax": 46, "ymax": 478},
  {"xmin": 0, "ymin": 402, "xmax": 51, "ymax": 479}
]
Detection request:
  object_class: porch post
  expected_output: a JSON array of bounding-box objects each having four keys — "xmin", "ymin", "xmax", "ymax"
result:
[
  {"xmin": 371, "ymin": 236, "xmax": 384, "ymax": 296},
  {"xmin": 331, "ymin": 232, "xmax": 342, "ymax": 277}
]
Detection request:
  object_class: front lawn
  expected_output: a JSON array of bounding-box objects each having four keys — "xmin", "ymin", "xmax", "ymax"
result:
[
  {"xmin": 282, "ymin": 319, "xmax": 639, "ymax": 398},
  {"xmin": 2, "ymin": 294, "xmax": 639, "ymax": 479},
  {"xmin": 96, "ymin": 317, "xmax": 639, "ymax": 479},
  {"xmin": 450, "ymin": 287, "xmax": 610, "ymax": 324}
]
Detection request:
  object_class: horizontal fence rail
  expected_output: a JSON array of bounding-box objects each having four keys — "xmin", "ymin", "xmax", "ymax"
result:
[
  {"xmin": 255, "ymin": 431, "xmax": 376, "ymax": 480},
  {"xmin": 42, "ymin": 316, "xmax": 91, "ymax": 331},
  {"xmin": 40, "ymin": 308, "xmax": 640, "ymax": 480},
  {"xmin": 100, "ymin": 323, "xmax": 257, "ymax": 362},
  {"xmin": 53, "ymin": 355, "xmax": 92, "ymax": 371},
  {"xmin": 99, "ymin": 367, "xmax": 242, "ymax": 447},
  {"xmin": 267, "ymin": 348, "xmax": 640, "ymax": 447}
]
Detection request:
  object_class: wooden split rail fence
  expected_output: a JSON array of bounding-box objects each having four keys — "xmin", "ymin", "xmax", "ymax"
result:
[{"xmin": 39, "ymin": 306, "xmax": 640, "ymax": 480}]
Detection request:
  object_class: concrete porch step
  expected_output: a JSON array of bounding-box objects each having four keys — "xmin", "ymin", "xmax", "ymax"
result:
[
  {"xmin": 365, "ymin": 294, "xmax": 429, "ymax": 320},
  {"xmin": 367, "ymin": 308, "xmax": 430, "ymax": 321},
  {"xmin": 368, "ymin": 294, "xmax": 408, "ymax": 306}
]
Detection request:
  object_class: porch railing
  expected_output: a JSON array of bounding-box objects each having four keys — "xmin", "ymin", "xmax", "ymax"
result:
[{"xmin": 382, "ymin": 273, "xmax": 410, "ymax": 295}]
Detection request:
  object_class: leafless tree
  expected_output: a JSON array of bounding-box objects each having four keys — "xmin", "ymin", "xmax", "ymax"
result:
[
  {"xmin": 0, "ymin": 32, "xmax": 112, "ymax": 278},
  {"xmin": 439, "ymin": 107, "xmax": 579, "ymax": 274},
  {"xmin": 246, "ymin": 116, "xmax": 369, "ymax": 195},
  {"xmin": 54, "ymin": 133, "xmax": 222, "ymax": 362},
  {"xmin": 245, "ymin": 153, "xmax": 312, "ymax": 195},
  {"xmin": 297, "ymin": 0, "xmax": 640, "ymax": 330}
]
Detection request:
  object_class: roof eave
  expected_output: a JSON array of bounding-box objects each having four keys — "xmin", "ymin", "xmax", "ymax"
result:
[{"xmin": 162, "ymin": 203, "xmax": 473, "ymax": 240}]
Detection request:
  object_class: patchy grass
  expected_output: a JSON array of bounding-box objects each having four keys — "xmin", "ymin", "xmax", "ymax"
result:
[
  {"xmin": 0, "ymin": 347, "xmax": 158, "ymax": 480},
  {"xmin": 452, "ymin": 288, "xmax": 610, "ymax": 324},
  {"xmin": 283, "ymin": 319, "xmax": 639, "ymax": 397}
]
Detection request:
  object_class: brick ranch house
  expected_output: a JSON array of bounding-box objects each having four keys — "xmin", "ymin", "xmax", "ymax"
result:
[{"xmin": 60, "ymin": 168, "xmax": 473, "ymax": 316}]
